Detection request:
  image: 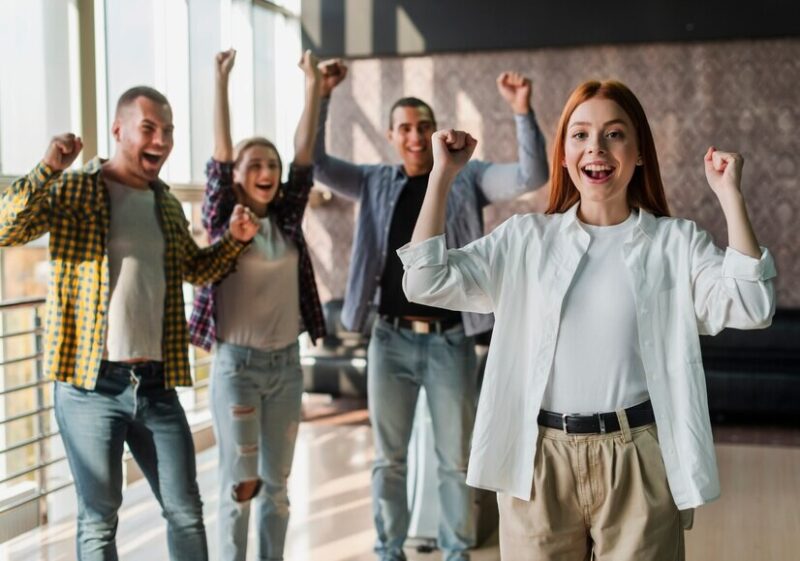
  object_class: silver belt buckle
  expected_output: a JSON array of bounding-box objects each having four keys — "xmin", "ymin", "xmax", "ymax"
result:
[
  {"xmin": 597, "ymin": 413, "xmax": 607, "ymax": 434},
  {"xmin": 410, "ymin": 320, "xmax": 430, "ymax": 334},
  {"xmin": 562, "ymin": 413, "xmax": 571, "ymax": 433}
]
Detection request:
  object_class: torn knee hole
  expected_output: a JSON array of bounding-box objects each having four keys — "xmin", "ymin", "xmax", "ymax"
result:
[
  {"xmin": 237, "ymin": 444, "xmax": 258, "ymax": 456},
  {"xmin": 231, "ymin": 405, "xmax": 256, "ymax": 418},
  {"xmin": 232, "ymin": 479, "xmax": 262, "ymax": 502}
]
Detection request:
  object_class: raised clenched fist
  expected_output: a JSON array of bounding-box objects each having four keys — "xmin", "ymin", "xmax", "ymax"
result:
[
  {"xmin": 43, "ymin": 133, "xmax": 83, "ymax": 172},
  {"xmin": 317, "ymin": 59, "xmax": 348, "ymax": 97},
  {"xmin": 496, "ymin": 71, "xmax": 532, "ymax": 115}
]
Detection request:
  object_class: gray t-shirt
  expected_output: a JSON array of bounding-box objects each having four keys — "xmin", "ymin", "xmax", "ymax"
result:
[
  {"xmin": 104, "ymin": 178, "xmax": 166, "ymax": 361},
  {"xmin": 216, "ymin": 216, "xmax": 300, "ymax": 351}
]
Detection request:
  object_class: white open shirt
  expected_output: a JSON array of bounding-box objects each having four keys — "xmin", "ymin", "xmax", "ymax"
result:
[{"xmin": 398, "ymin": 204, "xmax": 776, "ymax": 509}]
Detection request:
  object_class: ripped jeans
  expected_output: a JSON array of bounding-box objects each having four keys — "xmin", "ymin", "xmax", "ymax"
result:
[{"xmin": 211, "ymin": 342, "xmax": 303, "ymax": 561}]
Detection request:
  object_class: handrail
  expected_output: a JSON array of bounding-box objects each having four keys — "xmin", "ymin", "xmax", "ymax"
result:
[
  {"xmin": 0, "ymin": 294, "xmax": 215, "ymax": 535},
  {"xmin": 0, "ymin": 405, "xmax": 54, "ymax": 426},
  {"xmin": 0, "ymin": 456, "xmax": 68, "ymax": 487},
  {"xmin": 0, "ymin": 326, "xmax": 43, "ymax": 339},
  {"xmin": 0, "ymin": 296, "xmax": 46, "ymax": 310},
  {"xmin": 0, "ymin": 377, "xmax": 50, "ymax": 398},
  {"xmin": 0, "ymin": 430, "xmax": 60, "ymax": 457}
]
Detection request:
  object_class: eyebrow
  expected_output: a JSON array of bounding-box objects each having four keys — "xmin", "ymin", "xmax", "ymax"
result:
[
  {"xmin": 398, "ymin": 119, "xmax": 433, "ymax": 127},
  {"xmin": 569, "ymin": 119, "xmax": 629, "ymax": 128},
  {"xmin": 141, "ymin": 119, "xmax": 174, "ymax": 130}
]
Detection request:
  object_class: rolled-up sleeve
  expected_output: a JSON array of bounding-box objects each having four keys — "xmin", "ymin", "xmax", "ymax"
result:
[
  {"xmin": 398, "ymin": 218, "xmax": 515, "ymax": 314},
  {"xmin": 721, "ymin": 246, "xmax": 777, "ymax": 281},
  {"xmin": 691, "ymin": 225, "xmax": 777, "ymax": 335}
]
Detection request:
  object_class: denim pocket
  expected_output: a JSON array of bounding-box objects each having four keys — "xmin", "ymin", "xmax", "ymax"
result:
[
  {"xmin": 214, "ymin": 351, "xmax": 244, "ymax": 378},
  {"xmin": 94, "ymin": 371, "xmax": 133, "ymax": 396},
  {"xmin": 372, "ymin": 323, "xmax": 393, "ymax": 344},
  {"xmin": 441, "ymin": 326, "xmax": 467, "ymax": 347}
]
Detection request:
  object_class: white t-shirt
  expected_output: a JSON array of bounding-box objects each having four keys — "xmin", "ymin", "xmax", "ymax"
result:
[
  {"xmin": 216, "ymin": 216, "xmax": 300, "ymax": 351},
  {"xmin": 541, "ymin": 212, "xmax": 649, "ymax": 413},
  {"xmin": 104, "ymin": 178, "xmax": 166, "ymax": 361}
]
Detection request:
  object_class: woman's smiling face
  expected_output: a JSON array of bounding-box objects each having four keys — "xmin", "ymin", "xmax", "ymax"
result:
[{"xmin": 563, "ymin": 97, "xmax": 641, "ymax": 209}]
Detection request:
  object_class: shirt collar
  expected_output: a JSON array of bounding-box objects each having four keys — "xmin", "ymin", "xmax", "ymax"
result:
[
  {"xmin": 558, "ymin": 203, "xmax": 582, "ymax": 233},
  {"xmin": 392, "ymin": 165, "xmax": 432, "ymax": 183},
  {"xmin": 559, "ymin": 202, "xmax": 657, "ymax": 241},
  {"xmin": 84, "ymin": 156, "xmax": 105, "ymax": 175},
  {"xmin": 87, "ymin": 156, "xmax": 169, "ymax": 193}
]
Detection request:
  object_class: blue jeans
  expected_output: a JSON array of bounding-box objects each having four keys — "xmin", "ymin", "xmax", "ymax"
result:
[
  {"xmin": 54, "ymin": 362, "xmax": 208, "ymax": 561},
  {"xmin": 211, "ymin": 342, "xmax": 303, "ymax": 561},
  {"xmin": 368, "ymin": 318, "xmax": 478, "ymax": 561}
]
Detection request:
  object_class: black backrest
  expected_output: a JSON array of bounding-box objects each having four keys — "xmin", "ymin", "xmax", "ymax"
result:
[
  {"xmin": 700, "ymin": 308, "xmax": 800, "ymax": 352},
  {"xmin": 320, "ymin": 299, "xmax": 374, "ymax": 346}
]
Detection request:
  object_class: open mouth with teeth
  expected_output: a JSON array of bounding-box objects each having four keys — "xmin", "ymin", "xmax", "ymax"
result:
[
  {"xmin": 142, "ymin": 152, "xmax": 162, "ymax": 165},
  {"xmin": 406, "ymin": 146, "xmax": 426, "ymax": 154},
  {"xmin": 254, "ymin": 183, "xmax": 274, "ymax": 193},
  {"xmin": 581, "ymin": 163, "xmax": 615, "ymax": 181}
]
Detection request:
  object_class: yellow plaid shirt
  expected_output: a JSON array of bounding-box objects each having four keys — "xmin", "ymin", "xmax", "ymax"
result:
[{"xmin": 0, "ymin": 158, "xmax": 247, "ymax": 389}]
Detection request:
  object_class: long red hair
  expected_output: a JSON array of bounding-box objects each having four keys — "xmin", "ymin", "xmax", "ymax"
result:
[{"xmin": 546, "ymin": 80, "xmax": 670, "ymax": 217}]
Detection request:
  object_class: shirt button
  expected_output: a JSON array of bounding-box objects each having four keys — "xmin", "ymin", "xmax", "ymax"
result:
[
  {"xmin": 643, "ymin": 340, "xmax": 652, "ymax": 347},
  {"xmin": 641, "ymin": 307, "xmax": 649, "ymax": 315}
]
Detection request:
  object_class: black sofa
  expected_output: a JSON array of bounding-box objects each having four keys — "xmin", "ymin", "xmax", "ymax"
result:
[
  {"xmin": 301, "ymin": 299, "xmax": 373, "ymax": 397},
  {"xmin": 701, "ymin": 308, "xmax": 800, "ymax": 420}
]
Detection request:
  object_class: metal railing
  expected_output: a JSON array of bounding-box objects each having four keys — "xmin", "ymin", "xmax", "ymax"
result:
[
  {"xmin": 0, "ymin": 295, "xmax": 214, "ymax": 542},
  {"xmin": 0, "ymin": 296, "xmax": 58, "ymax": 531}
]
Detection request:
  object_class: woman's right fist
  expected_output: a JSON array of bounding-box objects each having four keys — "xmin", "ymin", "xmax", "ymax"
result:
[
  {"xmin": 216, "ymin": 49, "xmax": 236, "ymax": 79},
  {"xmin": 43, "ymin": 133, "xmax": 83, "ymax": 172},
  {"xmin": 317, "ymin": 59, "xmax": 348, "ymax": 97},
  {"xmin": 431, "ymin": 129, "xmax": 477, "ymax": 176},
  {"xmin": 298, "ymin": 50, "xmax": 321, "ymax": 82}
]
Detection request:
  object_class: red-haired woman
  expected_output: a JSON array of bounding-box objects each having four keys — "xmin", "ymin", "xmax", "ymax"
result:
[{"xmin": 398, "ymin": 80, "xmax": 776, "ymax": 560}]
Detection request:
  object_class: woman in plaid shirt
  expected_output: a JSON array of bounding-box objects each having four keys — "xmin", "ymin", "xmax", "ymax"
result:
[{"xmin": 188, "ymin": 49, "xmax": 326, "ymax": 561}]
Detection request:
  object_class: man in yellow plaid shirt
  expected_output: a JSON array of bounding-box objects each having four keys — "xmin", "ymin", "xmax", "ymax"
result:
[{"xmin": 0, "ymin": 86, "xmax": 259, "ymax": 561}]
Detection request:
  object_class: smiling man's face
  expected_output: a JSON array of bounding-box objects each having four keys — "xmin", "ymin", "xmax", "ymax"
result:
[
  {"xmin": 111, "ymin": 96, "xmax": 174, "ymax": 186},
  {"xmin": 387, "ymin": 105, "xmax": 436, "ymax": 177}
]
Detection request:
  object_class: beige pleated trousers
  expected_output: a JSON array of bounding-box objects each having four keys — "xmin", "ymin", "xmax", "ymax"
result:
[{"xmin": 498, "ymin": 412, "xmax": 693, "ymax": 561}]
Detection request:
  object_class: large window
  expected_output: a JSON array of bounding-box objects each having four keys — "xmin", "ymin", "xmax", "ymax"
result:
[
  {"xmin": 0, "ymin": 0, "xmax": 303, "ymax": 536},
  {"xmin": 103, "ymin": 0, "xmax": 302, "ymax": 184},
  {"xmin": 0, "ymin": 0, "xmax": 80, "ymax": 177}
]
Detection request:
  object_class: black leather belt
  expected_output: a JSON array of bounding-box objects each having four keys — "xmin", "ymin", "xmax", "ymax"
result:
[
  {"xmin": 381, "ymin": 315, "xmax": 461, "ymax": 334},
  {"xmin": 100, "ymin": 360, "xmax": 164, "ymax": 378},
  {"xmin": 537, "ymin": 400, "xmax": 655, "ymax": 434}
]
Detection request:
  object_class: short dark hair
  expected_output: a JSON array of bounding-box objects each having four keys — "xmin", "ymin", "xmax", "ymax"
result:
[
  {"xmin": 388, "ymin": 97, "xmax": 436, "ymax": 129},
  {"xmin": 115, "ymin": 86, "xmax": 171, "ymax": 116}
]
